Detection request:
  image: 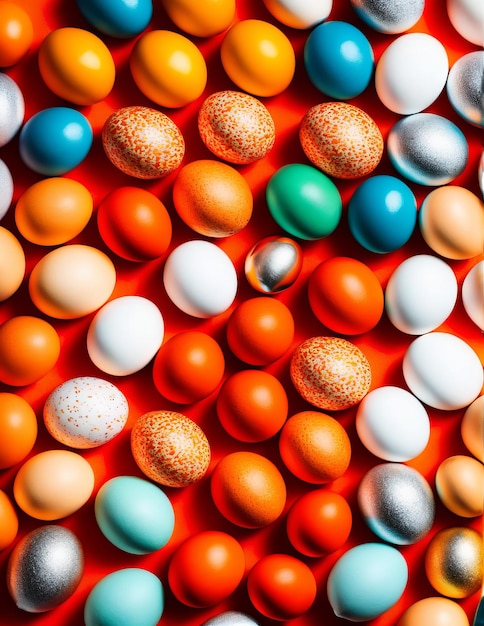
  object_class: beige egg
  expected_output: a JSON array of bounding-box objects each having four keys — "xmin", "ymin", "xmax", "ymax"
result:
[
  {"xmin": 397, "ymin": 596, "xmax": 470, "ymax": 626},
  {"xmin": 461, "ymin": 395, "xmax": 484, "ymax": 462},
  {"xmin": 435, "ymin": 454, "xmax": 484, "ymax": 517},
  {"xmin": 0, "ymin": 226, "xmax": 25, "ymax": 301}
]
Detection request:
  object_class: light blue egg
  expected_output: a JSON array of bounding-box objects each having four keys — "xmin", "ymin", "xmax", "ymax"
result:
[
  {"xmin": 19, "ymin": 107, "xmax": 93, "ymax": 176},
  {"xmin": 84, "ymin": 568, "xmax": 164, "ymax": 626},
  {"xmin": 327, "ymin": 542, "xmax": 408, "ymax": 621},
  {"xmin": 304, "ymin": 21, "xmax": 374, "ymax": 100},
  {"xmin": 95, "ymin": 475, "xmax": 175, "ymax": 555},
  {"xmin": 348, "ymin": 175, "xmax": 417, "ymax": 253},
  {"xmin": 76, "ymin": 0, "xmax": 153, "ymax": 38}
]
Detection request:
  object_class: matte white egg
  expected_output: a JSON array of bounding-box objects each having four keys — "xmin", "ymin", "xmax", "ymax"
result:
[
  {"xmin": 0, "ymin": 158, "xmax": 13, "ymax": 221},
  {"xmin": 262, "ymin": 0, "xmax": 332, "ymax": 29},
  {"xmin": 462, "ymin": 260, "xmax": 484, "ymax": 331},
  {"xmin": 0, "ymin": 73, "xmax": 24, "ymax": 147},
  {"xmin": 447, "ymin": 0, "xmax": 484, "ymax": 46}
]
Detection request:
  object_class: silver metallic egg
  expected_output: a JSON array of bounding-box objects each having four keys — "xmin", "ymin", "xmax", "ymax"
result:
[
  {"xmin": 0, "ymin": 73, "xmax": 24, "ymax": 148},
  {"xmin": 0, "ymin": 158, "xmax": 13, "ymax": 220},
  {"xmin": 7, "ymin": 525, "xmax": 84, "ymax": 613},
  {"xmin": 358, "ymin": 462, "xmax": 435, "ymax": 545},
  {"xmin": 387, "ymin": 113, "xmax": 469, "ymax": 186},
  {"xmin": 245, "ymin": 235, "xmax": 303, "ymax": 293},
  {"xmin": 447, "ymin": 51, "xmax": 484, "ymax": 128},
  {"xmin": 350, "ymin": 0, "xmax": 424, "ymax": 33},
  {"xmin": 202, "ymin": 611, "xmax": 261, "ymax": 626}
]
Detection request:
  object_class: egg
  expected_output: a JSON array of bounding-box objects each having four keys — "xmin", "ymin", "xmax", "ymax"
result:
[
  {"xmin": 0, "ymin": 489, "xmax": 18, "ymax": 550},
  {"xmin": 13, "ymin": 449, "xmax": 95, "ymax": 520},
  {"xmin": 7, "ymin": 525, "xmax": 84, "ymax": 613},
  {"xmin": 447, "ymin": 52, "xmax": 484, "ymax": 127},
  {"xmin": 419, "ymin": 186, "xmax": 484, "ymax": 260},
  {"xmin": 202, "ymin": 612, "xmax": 260, "ymax": 626},
  {"xmin": 198, "ymin": 91, "xmax": 275, "ymax": 165},
  {"xmin": 245, "ymin": 235, "xmax": 303, "ymax": 293},
  {"xmin": 461, "ymin": 395, "xmax": 484, "ymax": 461},
  {"xmin": 0, "ymin": 72, "xmax": 24, "ymax": 147},
  {"xmin": 349, "ymin": 0, "xmax": 424, "ymax": 33},
  {"xmin": 290, "ymin": 336, "xmax": 372, "ymax": 411},
  {"xmin": 435, "ymin": 454, "xmax": 484, "ymax": 518},
  {"xmin": 0, "ymin": 1, "xmax": 33, "ymax": 66},
  {"xmin": 402, "ymin": 332, "xmax": 484, "ymax": 410},
  {"xmin": 375, "ymin": 33, "xmax": 448, "ymax": 115},
  {"xmin": 76, "ymin": 0, "xmax": 153, "ymax": 38},
  {"xmin": 462, "ymin": 261, "xmax": 484, "ymax": 330},
  {"xmin": 384, "ymin": 254, "xmax": 458, "ymax": 335},
  {"xmin": 480, "ymin": 151, "xmax": 484, "ymax": 198},
  {"xmin": 43, "ymin": 376, "xmax": 129, "ymax": 449},
  {"xmin": 172, "ymin": 159, "xmax": 253, "ymax": 237},
  {"xmin": 0, "ymin": 157, "xmax": 13, "ymax": 220},
  {"xmin": 84, "ymin": 568, "xmax": 164, "ymax": 626},
  {"xmin": 447, "ymin": 0, "xmax": 484, "ymax": 46},
  {"xmin": 15, "ymin": 177, "xmax": 93, "ymax": 246},
  {"xmin": 397, "ymin": 596, "xmax": 471, "ymax": 626},
  {"xmin": 29, "ymin": 244, "xmax": 116, "ymax": 319},
  {"xmin": 0, "ymin": 226, "xmax": 25, "ymax": 301},
  {"xmin": 130, "ymin": 410, "xmax": 211, "ymax": 488},
  {"xmin": 262, "ymin": 0, "xmax": 332, "ymax": 29},
  {"xmin": 163, "ymin": 239, "xmax": 237, "ymax": 318},
  {"xmin": 210, "ymin": 450, "xmax": 286, "ymax": 528},
  {"xmin": 160, "ymin": 0, "xmax": 235, "ymax": 37},
  {"xmin": 87, "ymin": 296, "xmax": 164, "ymax": 376},
  {"xmin": 387, "ymin": 113, "xmax": 469, "ymax": 186},
  {"xmin": 0, "ymin": 393, "xmax": 37, "ymax": 469},
  {"xmin": 299, "ymin": 102, "xmax": 383, "ymax": 179},
  {"xmin": 102, "ymin": 106, "xmax": 185, "ymax": 179}
]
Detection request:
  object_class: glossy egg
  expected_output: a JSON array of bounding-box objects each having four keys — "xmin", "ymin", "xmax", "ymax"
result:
[
  {"xmin": 447, "ymin": 51, "xmax": 484, "ymax": 127},
  {"xmin": 350, "ymin": 0, "xmax": 424, "ymax": 33},
  {"xmin": 0, "ymin": 226, "xmax": 25, "ymax": 301},
  {"xmin": 435, "ymin": 454, "xmax": 484, "ymax": 518},
  {"xmin": 102, "ymin": 106, "xmax": 185, "ymax": 179},
  {"xmin": 7, "ymin": 525, "xmax": 84, "ymax": 613},
  {"xmin": 461, "ymin": 395, "xmax": 484, "ymax": 461},
  {"xmin": 43, "ymin": 376, "xmax": 129, "ymax": 449},
  {"xmin": 0, "ymin": 393, "xmax": 37, "ymax": 469},
  {"xmin": 198, "ymin": 91, "xmax": 275, "ymax": 164},
  {"xmin": 161, "ymin": 0, "xmax": 235, "ymax": 37},
  {"xmin": 462, "ymin": 261, "xmax": 484, "ymax": 330},
  {"xmin": 447, "ymin": 0, "xmax": 484, "ymax": 46},
  {"xmin": 245, "ymin": 236, "xmax": 303, "ymax": 293},
  {"xmin": 76, "ymin": 0, "xmax": 153, "ymax": 38},
  {"xmin": 299, "ymin": 102, "xmax": 383, "ymax": 179},
  {"xmin": 0, "ymin": 158, "xmax": 13, "ymax": 220},
  {"xmin": 0, "ymin": 489, "xmax": 18, "ymax": 550},
  {"xmin": 130, "ymin": 30, "xmax": 207, "ymax": 108},
  {"xmin": 0, "ymin": 73, "xmax": 24, "ymax": 147},
  {"xmin": 262, "ymin": 0, "xmax": 332, "ymax": 29},
  {"xmin": 172, "ymin": 159, "xmax": 253, "ymax": 237},
  {"xmin": 290, "ymin": 336, "xmax": 372, "ymax": 411},
  {"xmin": 0, "ymin": 1, "xmax": 33, "ymax": 66},
  {"xmin": 130, "ymin": 410, "xmax": 211, "ymax": 488},
  {"xmin": 397, "ymin": 596, "xmax": 471, "ymax": 626}
]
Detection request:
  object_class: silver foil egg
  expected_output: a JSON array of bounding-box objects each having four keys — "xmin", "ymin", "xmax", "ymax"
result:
[
  {"xmin": 0, "ymin": 158, "xmax": 13, "ymax": 220},
  {"xmin": 358, "ymin": 462, "xmax": 435, "ymax": 545},
  {"xmin": 7, "ymin": 524, "xmax": 84, "ymax": 613},
  {"xmin": 202, "ymin": 611, "xmax": 261, "ymax": 625},
  {"xmin": 0, "ymin": 73, "xmax": 24, "ymax": 147},
  {"xmin": 447, "ymin": 51, "xmax": 484, "ymax": 128},
  {"xmin": 245, "ymin": 235, "xmax": 303, "ymax": 293},
  {"xmin": 350, "ymin": 0, "xmax": 424, "ymax": 33},
  {"xmin": 387, "ymin": 113, "xmax": 469, "ymax": 186}
]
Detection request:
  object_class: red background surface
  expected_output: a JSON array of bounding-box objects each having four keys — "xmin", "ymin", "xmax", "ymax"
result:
[{"xmin": 0, "ymin": 0, "xmax": 483, "ymax": 625}]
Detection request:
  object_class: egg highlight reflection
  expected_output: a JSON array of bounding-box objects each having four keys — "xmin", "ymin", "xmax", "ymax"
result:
[{"xmin": 245, "ymin": 236, "xmax": 302, "ymax": 293}]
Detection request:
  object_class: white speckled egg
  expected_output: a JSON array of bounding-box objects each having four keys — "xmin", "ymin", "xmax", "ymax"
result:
[
  {"xmin": 0, "ymin": 73, "xmax": 24, "ymax": 147},
  {"xmin": 43, "ymin": 376, "xmax": 129, "ymax": 449}
]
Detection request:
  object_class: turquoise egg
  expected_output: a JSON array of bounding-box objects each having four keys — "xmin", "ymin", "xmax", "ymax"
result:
[
  {"xmin": 84, "ymin": 568, "xmax": 164, "ymax": 626},
  {"xmin": 95, "ymin": 475, "xmax": 175, "ymax": 554},
  {"xmin": 76, "ymin": 0, "xmax": 153, "ymax": 38},
  {"xmin": 327, "ymin": 542, "xmax": 408, "ymax": 621}
]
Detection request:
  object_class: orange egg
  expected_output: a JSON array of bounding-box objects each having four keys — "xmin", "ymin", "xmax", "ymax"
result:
[
  {"xmin": 172, "ymin": 159, "xmax": 253, "ymax": 237},
  {"xmin": 0, "ymin": 1, "xmax": 33, "ymax": 67},
  {"xmin": 0, "ymin": 393, "xmax": 37, "ymax": 468},
  {"xmin": 435, "ymin": 454, "xmax": 484, "ymax": 518},
  {"xmin": 396, "ymin": 596, "xmax": 471, "ymax": 626},
  {"xmin": 15, "ymin": 177, "xmax": 93, "ymax": 245},
  {"xmin": 0, "ymin": 316, "xmax": 60, "ymax": 386},
  {"xmin": 461, "ymin": 395, "xmax": 484, "ymax": 462},
  {"xmin": 210, "ymin": 450, "xmax": 287, "ymax": 528},
  {"xmin": 160, "ymin": 0, "xmax": 235, "ymax": 37},
  {"xmin": 279, "ymin": 411, "xmax": 351, "ymax": 483},
  {"xmin": 0, "ymin": 489, "xmax": 18, "ymax": 550},
  {"xmin": 38, "ymin": 27, "xmax": 115, "ymax": 105},
  {"xmin": 0, "ymin": 226, "xmax": 25, "ymax": 301},
  {"xmin": 221, "ymin": 19, "xmax": 296, "ymax": 96}
]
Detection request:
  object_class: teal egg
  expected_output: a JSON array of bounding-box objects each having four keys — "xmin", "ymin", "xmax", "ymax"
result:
[
  {"xmin": 95, "ymin": 475, "xmax": 175, "ymax": 555},
  {"xmin": 266, "ymin": 163, "xmax": 342, "ymax": 240},
  {"xmin": 84, "ymin": 568, "xmax": 164, "ymax": 626}
]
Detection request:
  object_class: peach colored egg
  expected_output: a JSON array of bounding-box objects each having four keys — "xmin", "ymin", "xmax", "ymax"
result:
[
  {"xmin": 290, "ymin": 336, "xmax": 372, "ymax": 411},
  {"xmin": 102, "ymin": 106, "xmax": 185, "ymax": 180},
  {"xmin": 0, "ymin": 226, "xmax": 25, "ymax": 302},
  {"xmin": 435, "ymin": 454, "xmax": 484, "ymax": 518},
  {"xmin": 198, "ymin": 91, "xmax": 276, "ymax": 165},
  {"xmin": 397, "ymin": 596, "xmax": 470, "ymax": 626},
  {"xmin": 461, "ymin": 395, "xmax": 484, "ymax": 462},
  {"xmin": 131, "ymin": 411, "xmax": 211, "ymax": 488},
  {"xmin": 299, "ymin": 102, "xmax": 383, "ymax": 179}
]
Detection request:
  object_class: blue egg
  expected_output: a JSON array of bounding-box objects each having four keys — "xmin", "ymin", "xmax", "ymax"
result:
[
  {"xmin": 348, "ymin": 175, "xmax": 417, "ymax": 253},
  {"xmin": 84, "ymin": 568, "xmax": 164, "ymax": 626},
  {"xmin": 95, "ymin": 475, "xmax": 175, "ymax": 555},
  {"xmin": 19, "ymin": 107, "xmax": 93, "ymax": 176},
  {"xmin": 304, "ymin": 21, "xmax": 374, "ymax": 100},
  {"xmin": 327, "ymin": 543, "xmax": 408, "ymax": 621},
  {"xmin": 76, "ymin": 0, "xmax": 153, "ymax": 38}
]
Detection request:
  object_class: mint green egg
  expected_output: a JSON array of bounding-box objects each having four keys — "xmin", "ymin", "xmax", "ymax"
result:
[{"xmin": 266, "ymin": 163, "xmax": 342, "ymax": 240}]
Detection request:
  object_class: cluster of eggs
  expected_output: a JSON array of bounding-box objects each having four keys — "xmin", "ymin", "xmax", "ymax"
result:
[{"xmin": 0, "ymin": 0, "xmax": 483, "ymax": 625}]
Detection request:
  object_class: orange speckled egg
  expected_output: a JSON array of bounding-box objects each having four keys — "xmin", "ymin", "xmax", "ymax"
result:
[
  {"xmin": 461, "ymin": 395, "xmax": 484, "ymax": 462},
  {"xmin": 131, "ymin": 411, "xmax": 211, "ymax": 488},
  {"xmin": 160, "ymin": 0, "xmax": 236, "ymax": 37},
  {"xmin": 102, "ymin": 106, "xmax": 185, "ymax": 180},
  {"xmin": 0, "ymin": 226, "xmax": 25, "ymax": 302},
  {"xmin": 299, "ymin": 102, "xmax": 384, "ymax": 179},
  {"xmin": 0, "ymin": 393, "xmax": 37, "ymax": 469},
  {"xmin": 172, "ymin": 159, "xmax": 253, "ymax": 237},
  {"xmin": 279, "ymin": 411, "xmax": 351, "ymax": 484},
  {"xmin": 210, "ymin": 450, "xmax": 286, "ymax": 528},
  {"xmin": 0, "ymin": 489, "xmax": 18, "ymax": 550},
  {"xmin": 397, "ymin": 596, "xmax": 471, "ymax": 626},
  {"xmin": 198, "ymin": 91, "xmax": 276, "ymax": 165},
  {"xmin": 290, "ymin": 336, "xmax": 372, "ymax": 411},
  {"xmin": 435, "ymin": 454, "xmax": 484, "ymax": 518}
]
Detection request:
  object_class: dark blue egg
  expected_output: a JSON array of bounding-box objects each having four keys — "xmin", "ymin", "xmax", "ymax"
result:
[{"xmin": 76, "ymin": 0, "xmax": 153, "ymax": 38}]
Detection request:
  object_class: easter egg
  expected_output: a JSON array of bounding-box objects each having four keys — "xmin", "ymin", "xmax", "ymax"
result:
[
  {"xmin": 0, "ymin": 489, "xmax": 18, "ymax": 550},
  {"xmin": 245, "ymin": 236, "xmax": 303, "ymax": 294},
  {"xmin": 435, "ymin": 454, "xmax": 484, "ymax": 518},
  {"xmin": 0, "ymin": 393, "xmax": 37, "ymax": 469},
  {"xmin": 447, "ymin": 0, "xmax": 484, "ymax": 46},
  {"xmin": 131, "ymin": 410, "xmax": 211, "ymax": 488},
  {"xmin": 290, "ymin": 336, "xmax": 372, "ymax": 411},
  {"xmin": 397, "ymin": 596, "xmax": 471, "ymax": 626},
  {"xmin": 447, "ymin": 51, "xmax": 484, "ymax": 127},
  {"xmin": 0, "ymin": 73, "xmax": 24, "ymax": 147},
  {"xmin": 350, "ymin": 0, "xmax": 424, "ymax": 33},
  {"xmin": 0, "ymin": 226, "xmax": 25, "ymax": 302},
  {"xmin": 202, "ymin": 613, "xmax": 260, "ymax": 626},
  {"xmin": 0, "ymin": 158, "xmax": 13, "ymax": 220},
  {"xmin": 198, "ymin": 90, "xmax": 275, "ymax": 164},
  {"xmin": 160, "ymin": 0, "xmax": 235, "ymax": 37},
  {"xmin": 102, "ymin": 106, "xmax": 185, "ymax": 179},
  {"xmin": 262, "ymin": 0, "xmax": 332, "ymax": 29},
  {"xmin": 462, "ymin": 261, "xmax": 484, "ymax": 331},
  {"xmin": 461, "ymin": 395, "xmax": 484, "ymax": 461},
  {"xmin": 299, "ymin": 102, "xmax": 383, "ymax": 179},
  {"xmin": 76, "ymin": 0, "xmax": 153, "ymax": 38},
  {"xmin": 0, "ymin": 1, "xmax": 33, "ymax": 66}
]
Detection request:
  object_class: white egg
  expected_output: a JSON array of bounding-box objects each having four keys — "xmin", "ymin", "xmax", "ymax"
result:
[
  {"xmin": 0, "ymin": 159, "xmax": 13, "ymax": 221},
  {"xmin": 375, "ymin": 33, "xmax": 449, "ymax": 115},
  {"xmin": 43, "ymin": 376, "xmax": 129, "ymax": 449},
  {"xmin": 447, "ymin": 0, "xmax": 484, "ymax": 46},
  {"xmin": 262, "ymin": 0, "xmax": 332, "ymax": 29},
  {"xmin": 0, "ymin": 73, "xmax": 24, "ymax": 147},
  {"xmin": 356, "ymin": 386, "xmax": 430, "ymax": 461},
  {"xmin": 462, "ymin": 260, "xmax": 484, "ymax": 331},
  {"xmin": 479, "ymin": 151, "xmax": 484, "ymax": 199},
  {"xmin": 87, "ymin": 296, "xmax": 164, "ymax": 376},
  {"xmin": 403, "ymin": 332, "xmax": 484, "ymax": 410},
  {"xmin": 163, "ymin": 240, "xmax": 237, "ymax": 318},
  {"xmin": 385, "ymin": 254, "xmax": 458, "ymax": 335}
]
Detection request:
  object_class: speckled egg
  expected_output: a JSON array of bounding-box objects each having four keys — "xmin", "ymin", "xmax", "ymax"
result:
[
  {"xmin": 198, "ymin": 91, "xmax": 275, "ymax": 165},
  {"xmin": 290, "ymin": 336, "xmax": 372, "ymax": 411},
  {"xmin": 43, "ymin": 376, "xmax": 129, "ymax": 449},
  {"xmin": 299, "ymin": 102, "xmax": 383, "ymax": 179},
  {"xmin": 102, "ymin": 106, "xmax": 185, "ymax": 180},
  {"xmin": 131, "ymin": 411, "xmax": 211, "ymax": 488}
]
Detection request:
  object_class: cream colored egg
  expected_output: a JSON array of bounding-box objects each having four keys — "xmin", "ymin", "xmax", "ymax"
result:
[{"xmin": 0, "ymin": 226, "xmax": 25, "ymax": 301}]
